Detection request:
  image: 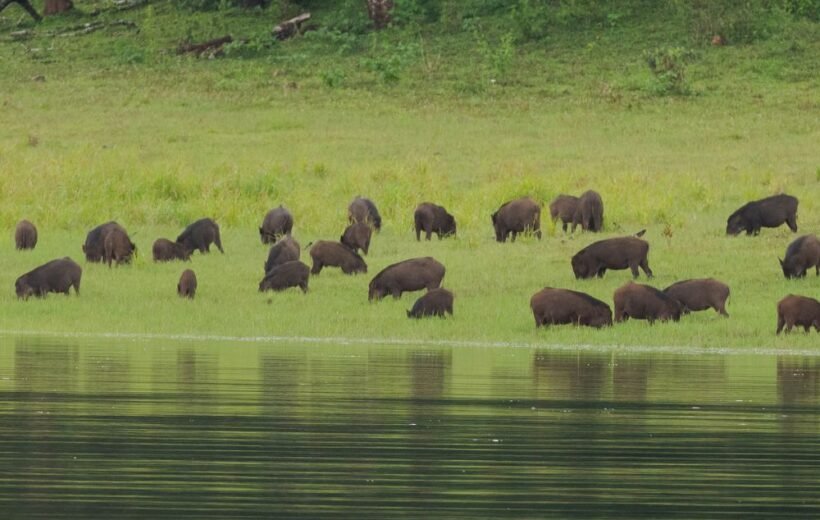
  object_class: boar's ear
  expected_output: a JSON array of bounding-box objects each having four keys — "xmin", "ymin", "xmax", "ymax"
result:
[{"xmin": 778, "ymin": 258, "xmax": 784, "ymax": 267}]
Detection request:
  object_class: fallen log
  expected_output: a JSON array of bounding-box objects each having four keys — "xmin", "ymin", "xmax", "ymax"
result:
[
  {"xmin": 0, "ymin": 0, "xmax": 42, "ymax": 21},
  {"xmin": 272, "ymin": 12, "xmax": 310, "ymax": 41},
  {"xmin": 177, "ymin": 35, "xmax": 234, "ymax": 57}
]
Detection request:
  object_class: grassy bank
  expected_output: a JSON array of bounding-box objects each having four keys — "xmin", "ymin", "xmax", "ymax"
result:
[{"xmin": 0, "ymin": 1, "xmax": 817, "ymax": 347}]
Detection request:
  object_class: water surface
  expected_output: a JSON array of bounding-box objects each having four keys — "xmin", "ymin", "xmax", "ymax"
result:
[{"xmin": 1, "ymin": 337, "xmax": 819, "ymax": 518}]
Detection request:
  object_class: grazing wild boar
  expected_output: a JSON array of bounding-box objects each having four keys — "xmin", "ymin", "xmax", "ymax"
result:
[
  {"xmin": 776, "ymin": 294, "xmax": 820, "ymax": 334},
  {"xmin": 177, "ymin": 218, "xmax": 224, "ymax": 254},
  {"xmin": 414, "ymin": 202, "xmax": 456, "ymax": 241},
  {"xmin": 613, "ymin": 281, "xmax": 682, "ymax": 323},
  {"xmin": 259, "ymin": 206, "xmax": 293, "ymax": 244},
  {"xmin": 309, "ymin": 240, "xmax": 367, "ymax": 275},
  {"xmin": 664, "ymin": 278, "xmax": 730, "ymax": 317},
  {"xmin": 779, "ymin": 235, "xmax": 820, "ymax": 279},
  {"xmin": 258, "ymin": 260, "xmax": 310, "ymax": 293},
  {"xmin": 15, "ymin": 257, "xmax": 82, "ymax": 299},
  {"xmin": 104, "ymin": 227, "xmax": 136, "ymax": 267},
  {"xmin": 83, "ymin": 221, "xmax": 126, "ymax": 262},
  {"xmin": 407, "ymin": 288, "xmax": 454, "ymax": 318},
  {"xmin": 571, "ymin": 190, "xmax": 604, "ymax": 233},
  {"xmin": 348, "ymin": 197, "xmax": 382, "ymax": 232},
  {"xmin": 369, "ymin": 257, "xmax": 445, "ymax": 301},
  {"xmin": 178, "ymin": 269, "xmax": 197, "ymax": 299},
  {"xmin": 726, "ymin": 194, "xmax": 798, "ymax": 236},
  {"xmin": 153, "ymin": 238, "xmax": 191, "ymax": 262},
  {"xmin": 491, "ymin": 197, "xmax": 541, "ymax": 242},
  {"xmin": 572, "ymin": 235, "xmax": 652, "ymax": 279},
  {"xmin": 549, "ymin": 195, "xmax": 579, "ymax": 232},
  {"xmin": 530, "ymin": 287, "xmax": 612, "ymax": 328},
  {"xmin": 264, "ymin": 235, "xmax": 300, "ymax": 273},
  {"xmin": 340, "ymin": 222, "xmax": 372, "ymax": 255},
  {"xmin": 15, "ymin": 220, "xmax": 38, "ymax": 250}
]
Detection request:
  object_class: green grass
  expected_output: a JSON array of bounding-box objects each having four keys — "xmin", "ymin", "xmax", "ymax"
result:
[{"xmin": 0, "ymin": 1, "xmax": 817, "ymax": 348}]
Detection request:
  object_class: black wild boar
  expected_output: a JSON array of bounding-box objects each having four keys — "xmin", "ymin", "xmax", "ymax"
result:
[
  {"xmin": 83, "ymin": 221, "xmax": 125, "ymax": 262},
  {"xmin": 348, "ymin": 197, "xmax": 382, "ymax": 232},
  {"xmin": 776, "ymin": 294, "xmax": 820, "ymax": 334},
  {"xmin": 178, "ymin": 269, "xmax": 197, "ymax": 299},
  {"xmin": 259, "ymin": 206, "xmax": 293, "ymax": 244},
  {"xmin": 572, "ymin": 236, "xmax": 652, "ymax": 279},
  {"xmin": 104, "ymin": 227, "xmax": 136, "ymax": 267},
  {"xmin": 258, "ymin": 260, "xmax": 310, "ymax": 293},
  {"xmin": 340, "ymin": 222, "xmax": 372, "ymax": 255},
  {"xmin": 726, "ymin": 194, "xmax": 798, "ymax": 236},
  {"xmin": 613, "ymin": 282, "xmax": 682, "ymax": 323},
  {"xmin": 15, "ymin": 220, "xmax": 37, "ymax": 250},
  {"xmin": 491, "ymin": 197, "xmax": 541, "ymax": 242},
  {"xmin": 177, "ymin": 218, "xmax": 224, "ymax": 254},
  {"xmin": 664, "ymin": 278, "xmax": 730, "ymax": 317},
  {"xmin": 414, "ymin": 202, "xmax": 456, "ymax": 241},
  {"xmin": 264, "ymin": 235, "xmax": 300, "ymax": 273},
  {"xmin": 15, "ymin": 257, "xmax": 82, "ymax": 299},
  {"xmin": 153, "ymin": 238, "xmax": 191, "ymax": 262},
  {"xmin": 407, "ymin": 288, "xmax": 454, "ymax": 318},
  {"xmin": 309, "ymin": 240, "xmax": 367, "ymax": 275},
  {"xmin": 549, "ymin": 195, "xmax": 579, "ymax": 232},
  {"xmin": 779, "ymin": 235, "xmax": 820, "ymax": 279},
  {"xmin": 530, "ymin": 287, "xmax": 612, "ymax": 328},
  {"xmin": 369, "ymin": 257, "xmax": 445, "ymax": 301},
  {"xmin": 571, "ymin": 190, "xmax": 604, "ymax": 233}
]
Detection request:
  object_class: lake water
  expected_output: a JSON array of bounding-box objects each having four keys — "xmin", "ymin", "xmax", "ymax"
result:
[{"xmin": 1, "ymin": 336, "xmax": 819, "ymax": 518}]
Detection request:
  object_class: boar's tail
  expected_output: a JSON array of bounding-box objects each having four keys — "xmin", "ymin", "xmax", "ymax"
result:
[
  {"xmin": 634, "ymin": 229, "xmax": 646, "ymax": 238},
  {"xmin": 303, "ymin": 241, "xmax": 313, "ymax": 250}
]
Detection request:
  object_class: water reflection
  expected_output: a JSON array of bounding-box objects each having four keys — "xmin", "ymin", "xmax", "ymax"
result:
[{"xmin": 1, "ymin": 338, "xmax": 820, "ymax": 518}]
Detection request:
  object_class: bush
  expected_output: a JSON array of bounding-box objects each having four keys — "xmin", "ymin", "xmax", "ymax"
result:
[
  {"xmin": 674, "ymin": 0, "xmax": 799, "ymax": 44},
  {"xmin": 643, "ymin": 46, "xmax": 696, "ymax": 95}
]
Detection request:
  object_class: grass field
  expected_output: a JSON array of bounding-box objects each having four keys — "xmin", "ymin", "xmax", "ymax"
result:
[{"xmin": 0, "ymin": 1, "xmax": 818, "ymax": 348}]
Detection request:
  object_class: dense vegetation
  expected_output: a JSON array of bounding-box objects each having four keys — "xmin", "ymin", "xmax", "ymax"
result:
[{"xmin": 0, "ymin": 0, "xmax": 817, "ymax": 347}]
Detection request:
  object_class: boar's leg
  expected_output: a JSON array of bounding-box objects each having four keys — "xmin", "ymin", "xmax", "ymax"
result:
[
  {"xmin": 776, "ymin": 314, "xmax": 785, "ymax": 334},
  {"xmin": 639, "ymin": 259, "xmax": 654, "ymax": 278},
  {"xmin": 391, "ymin": 287, "xmax": 402, "ymax": 299},
  {"xmin": 311, "ymin": 261, "xmax": 323, "ymax": 275},
  {"xmin": 786, "ymin": 214, "xmax": 798, "ymax": 233}
]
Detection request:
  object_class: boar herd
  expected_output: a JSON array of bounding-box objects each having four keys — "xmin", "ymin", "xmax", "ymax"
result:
[{"xmin": 10, "ymin": 191, "xmax": 818, "ymax": 335}]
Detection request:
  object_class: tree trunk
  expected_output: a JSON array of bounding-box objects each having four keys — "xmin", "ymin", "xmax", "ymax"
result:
[
  {"xmin": 43, "ymin": 0, "xmax": 73, "ymax": 16},
  {"xmin": 366, "ymin": 0, "xmax": 393, "ymax": 30},
  {"xmin": 0, "ymin": 0, "xmax": 42, "ymax": 21}
]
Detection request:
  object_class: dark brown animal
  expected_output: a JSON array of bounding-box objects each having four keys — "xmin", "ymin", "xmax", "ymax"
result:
[
  {"xmin": 726, "ymin": 194, "xmax": 798, "ymax": 236},
  {"xmin": 177, "ymin": 218, "xmax": 223, "ymax": 254},
  {"xmin": 414, "ymin": 202, "xmax": 456, "ymax": 241},
  {"xmin": 104, "ymin": 227, "xmax": 136, "ymax": 267},
  {"xmin": 776, "ymin": 294, "xmax": 820, "ymax": 334},
  {"xmin": 571, "ymin": 190, "xmax": 604, "ymax": 233},
  {"xmin": 348, "ymin": 197, "xmax": 382, "ymax": 232},
  {"xmin": 258, "ymin": 260, "xmax": 310, "ymax": 293},
  {"xmin": 178, "ymin": 269, "xmax": 197, "ymax": 299},
  {"xmin": 491, "ymin": 197, "xmax": 541, "ymax": 242},
  {"xmin": 407, "ymin": 288, "xmax": 454, "ymax": 318},
  {"xmin": 549, "ymin": 195, "xmax": 579, "ymax": 232},
  {"xmin": 264, "ymin": 235, "xmax": 300, "ymax": 273},
  {"xmin": 571, "ymin": 236, "xmax": 652, "ymax": 279},
  {"xmin": 83, "ymin": 221, "xmax": 126, "ymax": 262},
  {"xmin": 663, "ymin": 278, "xmax": 730, "ymax": 317},
  {"xmin": 613, "ymin": 282, "xmax": 682, "ymax": 323},
  {"xmin": 530, "ymin": 287, "xmax": 612, "ymax": 328},
  {"xmin": 14, "ymin": 220, "xmax": 37, "ymax": 250},
  {"xmin": 309, "ymin": 241, "xmax": 367, "ymax": 275},
  {"xmin": 153, "ymin": 238, "xmax": 191, "ymax": 262},
  {"xmin": 15, "ymin": 257, "xmax": 81, "ymax": 299},
  {"xmin": 340, "ymin": 222, "xmax": 372, "ymax": 255},
  {"xmin": 779, "ymin": 235, "xmax": 820, "ymax": 279},
  {"xmin": 369, "ymin": 257, "xmax": 445, "ymax": 301},
  {"xmin": 259, "ymin": 206, "xmax": 293, "ymax": 244}
]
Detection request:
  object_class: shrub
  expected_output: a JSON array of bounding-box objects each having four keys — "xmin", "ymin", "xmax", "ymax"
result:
[{"xmin": 643, "ymin": 46, "xmax": 696, "ymax": 96}]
